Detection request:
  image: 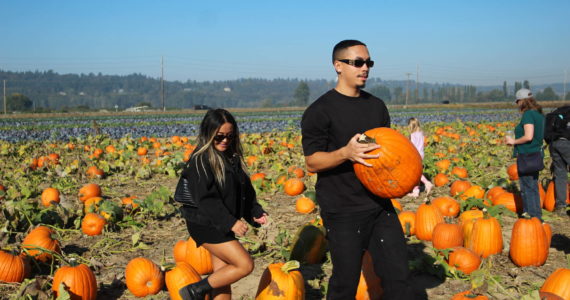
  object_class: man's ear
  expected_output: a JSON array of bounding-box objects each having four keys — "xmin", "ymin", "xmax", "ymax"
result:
[{"xmin": 333, "ymin": 61, "xmax": 342, "ymax": 74}]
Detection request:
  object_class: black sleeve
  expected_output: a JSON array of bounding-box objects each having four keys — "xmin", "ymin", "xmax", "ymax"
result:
[
  {"xmin": 301, "ymin": 103, "xmax": 330, "ymax": 156},
  {"xmin": 185, "ymin": 157, "xmax": 237, "ymax": 232}
]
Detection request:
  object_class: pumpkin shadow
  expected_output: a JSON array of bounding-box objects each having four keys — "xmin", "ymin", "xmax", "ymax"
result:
[
  {"xmin": 551, "ymin": 233, "xmax": 570, "ymax": 254},
  {"xmin": 97, "ymin": 278, "xmax": 128, "ymax": 300},
  {"xmin": 406, "ymin": 241, "xmax": 445, "ymax": 299}
]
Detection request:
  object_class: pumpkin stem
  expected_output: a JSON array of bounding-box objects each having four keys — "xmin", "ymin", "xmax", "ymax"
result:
[
  {"xmin": 357, "ymin": 133, "xmax": 375, "ymax": 144},
  {"xmin": 281, "ymin": 260, "xmax": 300, "ymax": 273}
]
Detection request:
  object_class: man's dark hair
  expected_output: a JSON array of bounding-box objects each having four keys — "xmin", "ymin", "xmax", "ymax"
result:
[{"xmin": 332, "ymin": 40, "xmax": 367, "ymax": 63}]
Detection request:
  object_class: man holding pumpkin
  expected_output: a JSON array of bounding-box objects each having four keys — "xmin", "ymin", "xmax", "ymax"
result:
[{"xmin": 301, "ymin": 40, "xmax": 418, "ymax": 299}]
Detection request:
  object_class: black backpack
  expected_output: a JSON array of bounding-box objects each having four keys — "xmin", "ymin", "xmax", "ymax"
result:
[{"xmin": 544, "ymin": 105, "xmax": 570, "ymax": 144}]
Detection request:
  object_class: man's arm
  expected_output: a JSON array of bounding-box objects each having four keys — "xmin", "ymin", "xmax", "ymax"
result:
[{"xmin": 305, "ymin": 133, "xmax": 380, "ymax": 173}]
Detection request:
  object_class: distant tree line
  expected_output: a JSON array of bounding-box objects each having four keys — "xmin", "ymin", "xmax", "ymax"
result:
[{"xmin": 0, "ymin": 70, "xmax": 567, "ymax": 113}]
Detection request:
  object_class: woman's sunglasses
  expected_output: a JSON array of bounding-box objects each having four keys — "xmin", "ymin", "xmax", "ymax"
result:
[{"xmin": 213, "ymin": 133, "xmax": 234, "ymax": 143}]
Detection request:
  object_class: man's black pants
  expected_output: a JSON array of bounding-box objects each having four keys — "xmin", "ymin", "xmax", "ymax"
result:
[{"xmin": 321, "ymin": 205, "xmax": 416, "ymax": 300}]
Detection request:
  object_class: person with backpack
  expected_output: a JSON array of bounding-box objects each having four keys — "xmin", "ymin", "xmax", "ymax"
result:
[{"xmin": 544, "ymin": 104, "xmax": 570, "ymax": 217}]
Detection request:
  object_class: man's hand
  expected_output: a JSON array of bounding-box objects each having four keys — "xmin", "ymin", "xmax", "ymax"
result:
[{"xmin": 344, "ymin": 133, "xmax": 381, "ymax": 167}]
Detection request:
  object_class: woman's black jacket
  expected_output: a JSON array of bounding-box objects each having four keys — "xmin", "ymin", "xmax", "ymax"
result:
[{"xmin": 179, "ymin": 152, "xmax": 266, "ymax": 233}]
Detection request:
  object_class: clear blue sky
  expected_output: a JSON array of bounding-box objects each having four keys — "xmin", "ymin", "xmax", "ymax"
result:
[{"xmin": 1, "ymin": 0, "xmax": 569, "ymax": 86}]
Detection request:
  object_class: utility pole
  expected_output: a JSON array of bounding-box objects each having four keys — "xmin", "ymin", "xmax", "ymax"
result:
[
  {"xmin": 405, "ymin": 72, "xmax": 412, "ymax": 107},
  {"xmin": 3, "ymin": 80, "xmax": 6, "ymax": 114},
  {"xmin": 416, "ymin": 64, "xmax": 419, "ymax": 102},
  {"xmin": 562, "ymin": 70, "xmax": 568, "ymax": 100},
  {"xmin": 161, "ymin": 56, "xmax": 165, "ymax": 111}
]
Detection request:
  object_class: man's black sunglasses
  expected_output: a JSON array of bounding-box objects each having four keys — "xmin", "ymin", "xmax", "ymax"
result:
[
  {"xmin": 338, "ymin": 59, "xmax": 374, "ymax": 68},
  {"xmin": 213, "ymin": 133, "xmax": 234, "ymax": 142}
]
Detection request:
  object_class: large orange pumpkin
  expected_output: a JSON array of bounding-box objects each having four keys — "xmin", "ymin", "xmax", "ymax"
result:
[
  {"xmin": 52, "ymin": 263, "xmax": 98, "ymax": 300},
  {"xmin": 415, "ymin": 203, "xmax": 444, "ymax": 241},
  {"xmin": 540, "ymin": 268, "xmax": 570, "ymax": 300},
  {"xmin": 0, "ymin": 250, "xmax": 30, "ymax": 283},
  {"xmin": 165, "ymin": 262, "xmax": 208, "ymax": 300},
  {"xmin": 468, "ymin": 216, "xmax": 503, "ymax": 258},
  {"xmin": 173, "ymin": 237, "xmax": 213, "ymax": 275},
  {"xmin": 353, "ymin": 127, "xmax": 422, "ymax": 198},
  {"xmin": 125, "ymin": 257, "xmax": 164, "ymax": 297},
  {"xmin": 509, "ymin": 216, "xmax": 549, "ymax": 267},
  {"xmin": 255, "ymin": 261, "xmax": 304, "ymax": 299},
  {"xmin": 432, "ymin": 223, "xmax": 464, "ymax": 250},
  {"xmin": 21, "ymin": 226, "xmax": 61, "ymax": 262}
]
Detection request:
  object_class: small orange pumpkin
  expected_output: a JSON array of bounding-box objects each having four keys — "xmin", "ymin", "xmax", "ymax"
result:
[
  {"xmin": 81, "ymin": 213, "xmax": 106, "ymax": 236},
  {"xmin": 447, "ymin": 247, "xmax": 481, "ymax": 275},
  {"xmin": 78, "ymin": 183, "xmax": 102, "ymax": 203},
  {"xmin": 431, "ymin": 196, "xmax": 460, "ymax": 217},
  {"xmin": 507, "ymin": 163, "xmax": 518, "ymax": 180},
  {"xmin": 41, "ymin": 187, "xmax": 60, "ymax": 207},
  {"xmin": 432, "ymin": 223, "xmax": 463, "ymax": 250},
  {"xmin": 125, "ymin": 257, "xmax": 164, "ymax": 297},
  {"xmin": 284, "ymin": 178, "xmax": 305, "ymax": 196},
  {"xmin": 21, "ymin": 226, "xmax": 61, "ymax": 262},
  {"xmin": 450, "ymin": 180, "xmax": 472, "ymax": 197},
  {"xmin": 433, "ymin": 173, "xmax": 449, "ymax": 187},
  {"xmin": 295, "ymin": 196, "xmax": 316, "ymax": 214},
  {"xmin": 52, "ymin": 263, "xmax": 98, "ymax": 300}
]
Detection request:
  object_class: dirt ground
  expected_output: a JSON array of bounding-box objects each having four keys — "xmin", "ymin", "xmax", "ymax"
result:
[{"xmin": 2, "ymin": 175, "xmax": 569, "ymax": 300}]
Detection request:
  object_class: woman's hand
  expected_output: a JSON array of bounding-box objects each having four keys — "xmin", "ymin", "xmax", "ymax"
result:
[
  {"xmin": 505, "ymin": 136, "xmax": 515, "ymax": 146},
  {"xmin": 231, "ymin": 220, "xmax": 248, "ymax": 236},
  {"xmin": 253, "ymin": 213, "xmax": 269, "ymax": 225}
]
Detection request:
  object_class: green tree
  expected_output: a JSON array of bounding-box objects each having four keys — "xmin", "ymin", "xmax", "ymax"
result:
[
  {"xmin": 523, "ymin": 80, "xmax": 530, "ymax": 89},
  {"xmin": 368, "ymin": 85, "xmax": 391, "ymax": 101},
  {"xmin": 136, "ymin": 101, "xmax": 152, "ymax": 107},
  {"xmin": 503, "ymin": 81, "xmax": 508, "ymax": 99},
  {"xmin": 514, "ymin": 82, "xmax": 522, "ymax": 94},
  {"xmin": 536, "ymin": 87, "xmax": 558, "ymax": 100},
  {"xmin": 7, "ymin": 93, "xmax": 33, "ymax": 112},
  {"xmin": 293, "ymin": 81, "xmax": 310, "ymax": 106},
  {"xmin": 565, "ymin": 91, "xmax": 570, "ymax": 100}
]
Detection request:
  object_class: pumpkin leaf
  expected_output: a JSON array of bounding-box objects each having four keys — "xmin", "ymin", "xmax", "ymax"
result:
[
  {"xmin": 56, "ymin": 283, "xmax": 72, "ymax": 300},
  {"xmin": 131, "ymin": 231, "xmax": 141, "ymax": 246}
]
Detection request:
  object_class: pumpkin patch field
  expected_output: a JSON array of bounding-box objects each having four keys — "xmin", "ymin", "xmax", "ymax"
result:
[{"xmin": 1, "ymin": 106, "xmax": 569, "ymax": 300}]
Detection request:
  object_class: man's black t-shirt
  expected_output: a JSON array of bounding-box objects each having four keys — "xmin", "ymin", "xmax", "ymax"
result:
[{"xmin": 301, "ymin": 89, "xmax": 391, "ymax": 214}]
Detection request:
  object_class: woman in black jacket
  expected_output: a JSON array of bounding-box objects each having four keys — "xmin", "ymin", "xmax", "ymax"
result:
[{"xmin": 178, "ymin": 109, "xmax": 267, "ymax": 300}]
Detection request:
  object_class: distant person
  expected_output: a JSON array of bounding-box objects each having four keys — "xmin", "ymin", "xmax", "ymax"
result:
[
  {"xmin": 407, "ymin": 117, "xmax": 434, "ymax": 198},
  {"xmin": 178, "ymin": 109, "xmax": 268, "ymax": 300},
  {"xmin": 301, "ymin": 39, "xmax": 418, "ymax": 299},
  {"xmin": 544, "ymin": 104, "xmax": 570, "ymax": 217},
  {"xmin": 505, "ymin": 89, "xmax": 544, "ymax": 221}
]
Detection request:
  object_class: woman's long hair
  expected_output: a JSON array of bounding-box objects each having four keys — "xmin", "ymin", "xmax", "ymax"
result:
[
  {"xmin": 519, "ymin": 97, "xmax": 543, "ymax": 114},
  {"xmin": 192, "ymin": 109, "xmax": 245, "ymax": 187}
]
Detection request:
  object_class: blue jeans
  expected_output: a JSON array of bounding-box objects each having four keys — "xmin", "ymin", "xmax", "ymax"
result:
[
  {"xmin": 550, "ymin": 139, "xmax": 570, "ymax": 209},
  {"xmin": 519, "ymin": 172, "xmax": 542, "ymax": 220}
]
